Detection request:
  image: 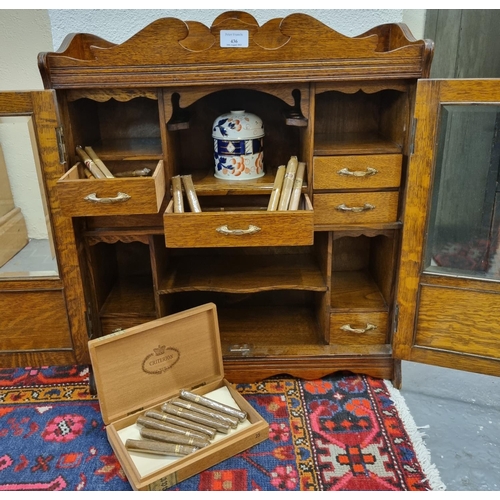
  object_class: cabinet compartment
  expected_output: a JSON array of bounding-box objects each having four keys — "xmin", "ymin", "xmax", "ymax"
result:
[
  {"xmin": 57, "ymin": 160, "xmax": 165, "ymax": 216},
  {"xmin": 164, "ymin": 194, "xmax": 313, "ymax": 248},
  {"xmin": 314, "ymin": 88, "xmax": 408, "ymax": 155},
  {"xmin": 314, "ymin": 191, "xmax": 399, "ymax": 226},
  {"xmin": 87, "ymin": 240, "xmax": 157, "ymax": 336},
  {"xmin": 65, "ymin": 91, "xmax": 162, "ymax": 160},
  {"xmin": 157, "ymin": 244, "xmax": 328, "ymax": 354},
  {"xmin": 164, "ymin": 87, "xmax": 309, "ymax": 180},
  {"xmin": 329, "ymin": 234, "xmax": 397, "ymax": 345},
  {"xmin": 313, "ymin": 154, "xmax": 402, "ymax": 190}
]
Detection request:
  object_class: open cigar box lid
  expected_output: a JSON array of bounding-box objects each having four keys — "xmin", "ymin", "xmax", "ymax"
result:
[{"xmin": 88, "ymin": 303, "xmax": 224, "ymax": 425}]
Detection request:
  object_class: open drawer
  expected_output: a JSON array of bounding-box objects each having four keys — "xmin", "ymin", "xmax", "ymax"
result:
[
  {"xmin": 164, "ymin": 194, "xmax": 314, "ymax": 248},
  {"xmin": 56, "ymin": 160, "xmax": 165, "ymax": 216}
]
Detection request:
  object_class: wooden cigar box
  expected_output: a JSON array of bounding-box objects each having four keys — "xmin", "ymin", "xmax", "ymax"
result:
[{"xmin": 88, "ymin": 302, "xmax": 269, "ymax": 491}]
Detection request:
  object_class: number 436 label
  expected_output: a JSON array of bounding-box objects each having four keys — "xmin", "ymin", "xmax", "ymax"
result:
[{"xmin": 220, "ymin": 30, "xmax": 249, "ymax": 48}]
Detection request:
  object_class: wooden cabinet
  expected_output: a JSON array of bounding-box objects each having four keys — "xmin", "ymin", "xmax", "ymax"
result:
[{"xmin": 2, "ymin": 12, "xmax": 499, "ymax": 386}]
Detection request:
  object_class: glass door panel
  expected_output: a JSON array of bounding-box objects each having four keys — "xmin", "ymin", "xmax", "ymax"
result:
[
  {"xmin": 424, "ymin": 104, "xmax": 500, "ymax": 280},
  {"xmin": 0, "ymin": 115, "xmax": 59, "ymax": 278}
]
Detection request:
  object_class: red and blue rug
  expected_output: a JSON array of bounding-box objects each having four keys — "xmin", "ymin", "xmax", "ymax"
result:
[{"xmin": 0, "ymin": 365, "xmax": 445, "ymax": 491}]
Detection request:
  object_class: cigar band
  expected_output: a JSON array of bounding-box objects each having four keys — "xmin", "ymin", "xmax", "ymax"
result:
[{"xmin": 285, "ymin": 173, "xmax": 295, "ymax": 179}]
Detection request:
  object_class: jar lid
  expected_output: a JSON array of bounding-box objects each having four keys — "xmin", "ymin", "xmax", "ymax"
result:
[{"xmin": 212, "ymin": 110, "xmax": 264, "ymax": 140}]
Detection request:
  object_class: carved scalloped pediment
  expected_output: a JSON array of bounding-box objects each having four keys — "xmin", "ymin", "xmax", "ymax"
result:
[
  {"xmin": 53, "ymin": 12, "xmax": 415, "ymax": 66},
  {"xmin": 39, "ymin": 11, "xmax": 432, "ymax": 87}
]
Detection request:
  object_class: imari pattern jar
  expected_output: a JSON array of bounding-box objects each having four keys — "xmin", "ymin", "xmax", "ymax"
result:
[{"xmin": 212, "ymin": 110, "xmax": 264, "ymax": 180}]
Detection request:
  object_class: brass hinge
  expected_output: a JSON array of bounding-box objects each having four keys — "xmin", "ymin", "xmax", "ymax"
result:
[
  {"xmin": 409, "ymin": 118, "xmax": 417, "ymax": 155},
  {"xmin": 392, "ymin": 304, "xmax": 400, "ymax": 334},
  {"xmin": 56, "ymin": 127, "xmax": 66, "ymax": 164}
]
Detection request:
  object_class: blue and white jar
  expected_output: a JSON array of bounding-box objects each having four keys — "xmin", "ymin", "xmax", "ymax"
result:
[{"xmin": 212, "ymin": 110, "xmax": 264, "ymax": 180}]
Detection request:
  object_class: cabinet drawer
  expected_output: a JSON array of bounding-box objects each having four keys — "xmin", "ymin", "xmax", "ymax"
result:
[
  {"xmin": 313, "ymin": 154, "xmax": 402, "ymax": 190},
  {"xmin": 314, "ymin": 191, "xmax": 399, "ymax": 225},
  {"xmin": 330, "ymin": 312, "xmax": 388, "ymax": 345},
  {"xmin": 56, "ymin": 160, "xmax": 165, "ymax": 216},
  {"xmin": 164, "ymin": 194, "xmax": 314, "ymax": 248}
]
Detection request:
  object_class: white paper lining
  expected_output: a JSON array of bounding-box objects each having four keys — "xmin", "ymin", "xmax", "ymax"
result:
[{"xmin": 117, "ymin": 386, "xmax": 251, "ymax": 478}]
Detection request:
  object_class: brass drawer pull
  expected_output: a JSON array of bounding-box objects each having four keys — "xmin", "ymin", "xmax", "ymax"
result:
[
  {"xmin": 337, "ymin": 167, "xmax": 378, "ymax": 177},
  {"xmin": 84, "ymin": 192, "xmax": 131, "ymax": 204},
  {"xmin": 216, "ymin": 224, "xmax": 261, "ymax": 236},
  {"xmin": 340, "ymin": 323, "xmax": 377, "ymax": 334},
  {"xmin": 336, "ymin": 203, "xmax": 375, "ymax": 213}
]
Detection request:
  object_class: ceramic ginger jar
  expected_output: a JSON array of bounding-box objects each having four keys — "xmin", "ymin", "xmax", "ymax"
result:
[{"xmin": 212, "ymin": 110, "xmax": 264, "ymax": 180}]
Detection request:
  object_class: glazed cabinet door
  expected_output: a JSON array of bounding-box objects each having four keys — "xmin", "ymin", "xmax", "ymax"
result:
[
  {"xmin": 0, "ymin": 91, "xmax": 89, "ymax": 366},
  {"xmin": 394, "ymin": 79, "xmax": 500, "ymax": 377}
]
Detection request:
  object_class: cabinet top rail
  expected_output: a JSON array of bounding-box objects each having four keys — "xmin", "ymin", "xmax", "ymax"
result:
[{"xmin": 38, "ymin": 11, "xmax": 434, "ymax": 89}]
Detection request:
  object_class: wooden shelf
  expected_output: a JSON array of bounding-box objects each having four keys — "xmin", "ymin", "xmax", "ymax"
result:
[
  {"xmin": 188, "ymin": 168, "xmax": 288, "ymax": 196},
  {"xmin": 314, "ymin": 132, "xmax": 402, "ymax": 156},
  {"xmin": 158, "ymin": 254, "xmax": 327, "ymax": 294},
  {"xmin": 331, "ymin": 270, "xmax": 388, "ymax": 312},
  {"xmin": 100, "ymin": 275, "xmax": 156, "ymax": 317},
  {"xmin": 218, "ymin": 305, "xmax": 391, "ymax": 357}
]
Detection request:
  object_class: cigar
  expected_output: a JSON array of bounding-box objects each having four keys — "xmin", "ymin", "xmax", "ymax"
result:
[
  {"xmin": 125, "ymin": 439, "xmax": 197, "ymax": 457},
  {"xmin": 114, "ymin": 168, "xmax": 152, "ymax": 178},
  {"xmin": 171, "ymin": 398, "xmax": 239, "ymax": 429},
  {"xmin": 161, "ymin": 403, "xmax": 230, "ymax": 434},
  {"xmin": 277, "ymin": 156, "xmax": 299, "ymax": 211},
  {"xmin": 181, "ymin": 175, "xmax": 202, "ymax": 213},
  {"xmin": 267, "ymin": 165, "xmax": 286, "ymax": 211},
  {"xmin": 75, "ymin": 146, "xmax": 106, "ymax": 179},
  {"xmin": 138, "ymin": 414, "xmax": 210, "ymax": 441},
  {"xmin": 140, "ymin": 427, "xmax": 210, "ymax": 448},
  {"xmin": 150, "ymin": 410, "xmax": 216, "ymax": 439},
  {"xmin": 84, "ymin": 146, "xmax": 114, "ymax": 178},
  {"xmin": 179, "ymin": 390, "xmax": 247, "ymax": 422},
  {"xmin": 171, "ymin": 175, "xmax": 184, "ymax": 213},
  {"xmin": 83, "ymin": 168, "xmax": 94, "ymax": 179},
  {"xmin": 288, "ymin": 161, "xmax": 306, "ymax": 211}
]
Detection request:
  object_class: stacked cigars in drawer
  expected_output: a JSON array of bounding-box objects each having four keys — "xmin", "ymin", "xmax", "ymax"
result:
[
  {"xmin": 125, "ymin": 389, "xmax": 247, "ymax": 458},
  {"xmin": 267, "ymin": 156, "xmax": 306, "ymax": 211},
  {"xmin": 170, "ymin": 156, "xmax": 306, "ymax": 214}
]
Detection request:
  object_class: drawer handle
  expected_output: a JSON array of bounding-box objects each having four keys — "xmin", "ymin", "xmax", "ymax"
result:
[
  {"xmin": 337, "ymin": 167, "xmax": 378, "ymax": 177},
  {"xmin": 336, "ymin": 203, "xmax": 375, "ymax": 213},
  {"xmin": 216, "ymin": 224, "xmax": 261, "ymax": 236},
  {"xmin": 84, "ymin": 192, "xmax": 131, "ymax": 204},
  {"xmin": 340, "ymin": 323, "xmax": 377, "ymax": 334}
]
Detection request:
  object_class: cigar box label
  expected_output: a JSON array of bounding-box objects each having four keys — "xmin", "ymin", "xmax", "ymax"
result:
[
  {"xmin": 141, "ymin": 345, "xmax": 180, "ymax": 375},
  {"xmin": 148, "ymin": 472, "xmax": 178, "ymax": 490}
]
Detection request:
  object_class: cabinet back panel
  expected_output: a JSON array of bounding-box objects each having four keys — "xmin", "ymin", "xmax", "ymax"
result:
[{"xmin": 173, "ymin": 89, "xmax": 302, "ymax": 176}]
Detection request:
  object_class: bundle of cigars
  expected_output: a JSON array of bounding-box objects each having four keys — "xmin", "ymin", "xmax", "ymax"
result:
[
  {"xmin": 75, "ymin": 146, "xmax": 152, "ymax": 179},
  {"xmin": 267, "ymin": 156, "xmax": 306, "ymax": 211},
  {"xmin": 125, "ymin": 389, "xmax": 247, "ymax": 458},
  {"xmin": 171, "ymin": 174, "xmax": 202, "ymax": 213}
]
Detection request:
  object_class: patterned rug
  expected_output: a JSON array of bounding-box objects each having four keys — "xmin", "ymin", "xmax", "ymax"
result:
[{"xmin": 0, "ymin": 365, "xmax": 445, "ymax": 491}]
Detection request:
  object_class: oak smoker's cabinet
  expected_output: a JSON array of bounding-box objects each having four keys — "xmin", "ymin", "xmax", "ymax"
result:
[{"xmin": 4, "ymin": 11, "xmax": 498, "ymax": 385}]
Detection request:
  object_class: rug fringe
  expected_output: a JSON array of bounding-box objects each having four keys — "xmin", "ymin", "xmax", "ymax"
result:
[{"xmin": 385, "ymin": 381, "xmax": 447, "ymax": 491}]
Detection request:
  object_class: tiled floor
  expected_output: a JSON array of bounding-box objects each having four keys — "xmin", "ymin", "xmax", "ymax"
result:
[{"xmin": 401, "ymin": 361, "xmax": 500, "ymax": 491}]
